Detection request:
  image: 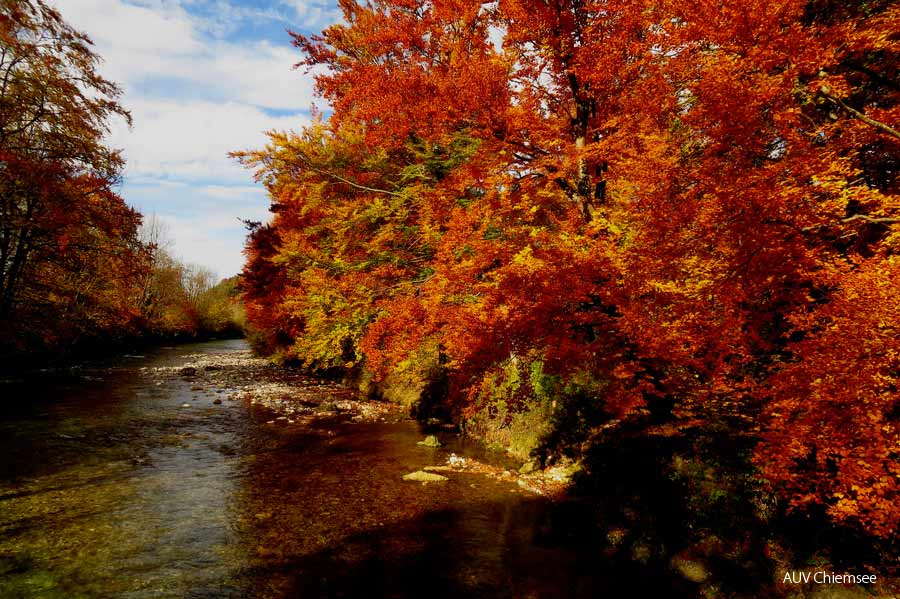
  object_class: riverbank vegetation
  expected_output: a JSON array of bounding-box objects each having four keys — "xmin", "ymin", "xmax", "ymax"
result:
[
  {"xmin": 235, "ymin": 0, "xmax": 900, "ymax": 566},
  {"xmin": 0, "ymin": 1, "xmax": 244, "ymax": 358}
]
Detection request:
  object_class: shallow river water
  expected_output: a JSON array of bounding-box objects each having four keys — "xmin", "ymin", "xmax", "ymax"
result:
[{"xmin": 0, "ymin": 339, "xmax": 693, "ymax": 598}]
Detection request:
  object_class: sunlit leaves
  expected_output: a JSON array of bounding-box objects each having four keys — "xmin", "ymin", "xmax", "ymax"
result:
[{"xmin": 241, "ymin": 0, "xmax": 900, "ymax": 538}]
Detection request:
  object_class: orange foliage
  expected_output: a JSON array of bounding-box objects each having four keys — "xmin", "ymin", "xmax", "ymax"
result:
[
  {"xmin": 0, "ymin": 0, "xmax": 147, "ymax": 349},
  {"xmin": 239, "ymin": 0, "xmax": 900, "ymax": 537}
]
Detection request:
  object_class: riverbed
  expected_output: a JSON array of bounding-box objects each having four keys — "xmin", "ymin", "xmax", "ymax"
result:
[{"xmin": 0, "ymin": 339, "xmax": 696, "ymax": 598}]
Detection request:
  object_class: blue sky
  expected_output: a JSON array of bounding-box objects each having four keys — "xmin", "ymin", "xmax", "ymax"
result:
[{"xmin": 52, "ymin": 0, "xmax": 341, "ymax": 278}]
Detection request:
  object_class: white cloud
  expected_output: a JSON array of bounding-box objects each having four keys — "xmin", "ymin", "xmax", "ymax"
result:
[
  {"xmin": 136, "ymin": 184, "xmax": 272, "ymax": 277},
  {"xmin": 197, "ymin": 184, "xmax": 268, "ymax": 201},
  {"xmin": 54, "ymin": 0, "xmax": 320, "ymax": 111},
  {"xmin": 48, "ymin": 0, "xmax": 331, "ymax": 277},
  {"xmin": 196, "ymin": 1, "xmax": 288, "ymax": 38},
  {"xmin": 63, "ymin": 0, "xmax": 203, "ymax": 55},
  {"xmin": 159, "ymin": 214, "xmax": 250, "ymax": 276},
  {"xmin": 107, "ymin": 98, "xmax": 306, "ymax": 183},
  {"xmin": 278, "ymin": 0, "xmax": 343, "ymax": 29},
  {"xmin": 195, "ymin": 42, "xmax": 323, "ymax": 110}
]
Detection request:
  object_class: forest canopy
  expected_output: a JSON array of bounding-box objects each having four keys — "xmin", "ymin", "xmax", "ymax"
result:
[{"xmin": 236, "ymin": 0, "xmax": 900, "ymax": 539}]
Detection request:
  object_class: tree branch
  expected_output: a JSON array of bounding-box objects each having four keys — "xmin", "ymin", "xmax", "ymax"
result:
[
  {"xmin": 802, "ymin": 214, "xmax": 900, "ymax": 232},
  {"xmin": 841, "ymin": 214, "xmax": 900, "ymax": 225},
  {"xmin": 819, "ymin": 86, "xmax": 900, "ymax": 141},
  {"xmin": 284, "ymin": 154, "xmax": 405, "ymax": 198}
]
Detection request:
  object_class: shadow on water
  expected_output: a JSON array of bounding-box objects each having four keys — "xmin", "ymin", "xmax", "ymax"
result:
[
  {"xmin": 0, "ymin": 340, "xmax": 786, "ymax": 598},
  {"xmin": 220, "ymin": 498, "xmax": 700, "ymax": 599},
  {"xmin": 207, "ymin": 411, "xmax": 703, "ymax": 599},
  {"xmin": 571, "ymin": 426, "xmax": 777, "ymax": 595},
  {"xmin": 548, "ymin": 419, "xmax": 896, "ymax": 597}
]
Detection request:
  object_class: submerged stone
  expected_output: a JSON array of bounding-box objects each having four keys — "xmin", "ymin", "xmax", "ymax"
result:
[
  {"xmin": 671, "ymin": 557, "xmax": 710, "ymax": 583},
  {"xmin": 402, "ymin": 470, "xmax": 448, "ymax": 482},
  {"xmin": 417, "ymin": 435, "xmax": 442, "ymax": 448}
]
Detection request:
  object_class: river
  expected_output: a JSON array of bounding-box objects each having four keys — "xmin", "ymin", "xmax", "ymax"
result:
[{"xmin": 0, "ymin": 339, "xmax": 693, "ymax": 598}]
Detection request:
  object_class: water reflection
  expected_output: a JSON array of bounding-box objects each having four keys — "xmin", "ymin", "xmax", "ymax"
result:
[
  {"xmin": 0, "ymin": 341, "xmax": 247, "ymax": 597},
  {"xmin": 0, "ymin": 340, "xmax": 691, "ymax": 598}
]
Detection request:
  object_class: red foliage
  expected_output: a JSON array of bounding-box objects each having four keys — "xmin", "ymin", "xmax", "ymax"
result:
[
  {"xmin": 239, "ymin": 0, "xmax": 900, "ymax": 537},
  {"xmin": 0, "ymin": 0, "xmax": 147, "ymax": 349}
]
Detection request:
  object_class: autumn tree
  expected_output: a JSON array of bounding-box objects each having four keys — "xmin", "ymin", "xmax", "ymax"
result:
[
  {"xmin": 235, "ymin": 120, "xmax": 460, "ymax": 368},
  {"xmin": 241, "ymin": 0, "xmax": 900, "ymax": 537},
  {"xmin": 0, "ymin": 0, "xmax": 146, "ymax": 349}
]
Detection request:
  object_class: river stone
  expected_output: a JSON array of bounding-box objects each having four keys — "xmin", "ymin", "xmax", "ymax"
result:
[
  {"xmin": 178, "ymin": 367, "xmax": 197, "ymax": 377},
  {"xmin": 671, "ymin": 557, "xmax": 710, "ymax": 583},
  {"xmin": 519, "ymin": 458, "xmax": 541, "ymax": 475},
  {"xmin": 402, "ymin": 470, "xmax": 449, "ymax": 482},
  {"xmin": 631, "ymin": 541, "xmax": 653, "ymax": 564},
  {"xmin": 417, "ymin": 435, "xmax": 442, "ymax": 448},
  {"xmin": 213, "ymin": 398, "xmax": 222, "ymax": 405}
]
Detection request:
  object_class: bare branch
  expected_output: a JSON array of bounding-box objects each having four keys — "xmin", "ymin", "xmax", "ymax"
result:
[
  {"xmin": 802, "ymin": 214, "xmax": 900, "ymax": 232},
  {"xmin": 841, "ymin": 214, "xmax": 900, "ymax": 225},
  {"xmin": 282, "ymin": 154, "xmax": 405, "ymax": 198},
  {"xmin": 819, "ymin": 87, "xmax": 900, "ymax": 141}
]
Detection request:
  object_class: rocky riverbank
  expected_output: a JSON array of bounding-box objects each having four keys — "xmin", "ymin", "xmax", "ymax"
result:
[
  {"xmin": 145, "ymin": 348, "xmax": 401, "ymax": 423},
  {"xmin": 139, "ymin": 347, "xmax": 576, "ymax": 496}
]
